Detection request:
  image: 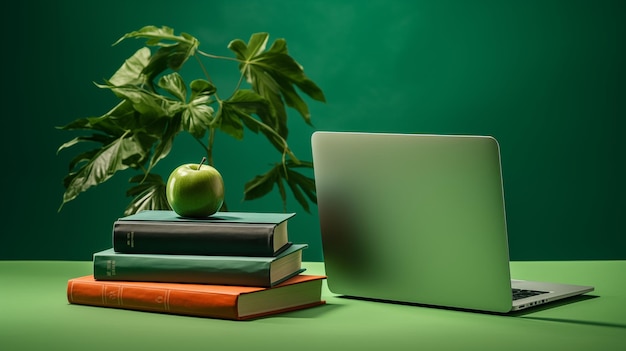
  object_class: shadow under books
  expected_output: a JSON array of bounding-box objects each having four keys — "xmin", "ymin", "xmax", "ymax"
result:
[{"xmin": 255, "ymin": 303, "xmax": 343, "ymax": 320}]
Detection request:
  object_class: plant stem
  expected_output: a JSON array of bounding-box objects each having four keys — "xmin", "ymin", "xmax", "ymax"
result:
[
  {"xmin": 196, "ymin": 51, "xmax": 243, "ymax": 102},
  {"xmin": 194, "ymin": 54, "xmax": 215, "ymax": 86},
  {"xmin": 207, "ymin": 127, "xmax": 216, "ymax": 167},
  {"xmin": 193, "ymin": 137, "xmax": 210, "ymax": 155},
  {"xmin": 232, "ymin": 70, "xmax": 247, "ymax": 98},
  {"xmin": 190, "ymin": 52, "xmax": 217, "ymax": 169},
  {"xmin": 240, "ymin": 114, "xmax": 300, "ymax": 164},
  {"xmin": 197, "ymin": 50, "xmax": 241, "ymax": 63}
]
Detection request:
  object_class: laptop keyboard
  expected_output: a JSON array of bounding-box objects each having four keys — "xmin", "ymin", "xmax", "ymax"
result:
[{"xmin": 512, "ymin": 288, "xmax": 549, "ymax": 300}]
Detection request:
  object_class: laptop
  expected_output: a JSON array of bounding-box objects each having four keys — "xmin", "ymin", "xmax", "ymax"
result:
[{"xmin": 311, "ymin": 131, "xmax": 594, "ymax": 313}]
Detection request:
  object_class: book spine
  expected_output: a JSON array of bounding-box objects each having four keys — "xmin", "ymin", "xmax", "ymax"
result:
[
  {"xmin": 67, "ymin": 278, "xmax": 240, "ymax": 320},
  {"xmin": 93, "ymin": 253, "xmax": 274, "ymax": 287},
  {"xmin": 112, "ymin": 221, "xmax": 277, "ymax": 256}
]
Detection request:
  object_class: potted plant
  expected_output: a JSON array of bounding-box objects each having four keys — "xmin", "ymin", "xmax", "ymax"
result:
[{"xmin": 57, "ymin": 25, "xmax": 325, "ymax": 215}]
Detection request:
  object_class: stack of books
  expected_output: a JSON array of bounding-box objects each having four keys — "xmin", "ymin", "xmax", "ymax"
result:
[{"xmin": 66, "ymin": 210, "xmax": 326, "ymax": 320}]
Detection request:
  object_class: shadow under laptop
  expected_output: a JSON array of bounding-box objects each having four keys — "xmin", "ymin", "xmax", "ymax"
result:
[
  {"xmin": 512, "ymin": 295, "xmax": 626, "ymax": 329},
  {"xmin": 335, "ymin": 294, "xmax": 624, "ymax": 328},
  {"xmin": 334, "ymin": 294, "xmax": 510, "ymax": 315},
  {"xmin": 508, "ymin": 294, "xmax": 599, "ymax": 316}
]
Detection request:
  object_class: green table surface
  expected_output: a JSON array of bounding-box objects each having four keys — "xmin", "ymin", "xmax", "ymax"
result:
[{"xmin": 1, "ymin": 260, "xmax": 624, "ymax": 351}]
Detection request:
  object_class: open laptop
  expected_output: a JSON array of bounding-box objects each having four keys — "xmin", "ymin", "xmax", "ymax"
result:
[{"xmin": 311, "ymin": 131, "xmax": 594, "ymax": 313}]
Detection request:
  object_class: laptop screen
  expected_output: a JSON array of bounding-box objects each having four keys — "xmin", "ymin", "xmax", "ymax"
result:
[{"xmin": 312, "ymin": 132, "xmax": 513, "ymax": 312}]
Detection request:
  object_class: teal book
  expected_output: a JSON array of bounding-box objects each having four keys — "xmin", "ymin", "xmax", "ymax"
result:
[
  {"xmin": 93, "ymin": 244, "xmax": 308, "ymax": 287},
  {"xmin": 112, "ymin": 210, "xmax": 295, "ymax": 256}
]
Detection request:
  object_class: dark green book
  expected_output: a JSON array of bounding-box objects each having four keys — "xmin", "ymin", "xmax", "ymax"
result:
[
  {"xmin": 112, "ymin": 210, "xmax": 295, "ymax": 256},
  {"xmin": 93, "ymin": 244, "xmax": 307, "ymax": 287}
]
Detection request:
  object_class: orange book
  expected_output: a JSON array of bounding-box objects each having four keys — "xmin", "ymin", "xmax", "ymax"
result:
[{"xmin": 67, "ymin": 274, "xmax": 326, "ymax": 320}]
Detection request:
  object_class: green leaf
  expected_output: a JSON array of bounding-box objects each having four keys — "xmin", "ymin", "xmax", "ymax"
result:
[
  {"xmin": 143, "ymin": 44, "xmax": 191, "ymax": 84},
  {"xmin": 221, "ymin": 89, "xmax": 289, "ymax": 153},
  {"xmin": 217, "ymin": 89, "xmax": 271, "ymax": 140},
  {"xmin": 189, "ymin": 79, "xmax": 217, "ymax": 100},
  {"xmin": 96, "ymin": 81, "xmax": 176, "ymax": 119},
  {"xmin": 243, "ymin": 165, "xmax": 280, "ymax": 201},
  {"xmin": 58, "ymin": 132, "xmax": 149, "ymax": 211},
  {"xmin": 284, "ymin": 165, "xmax": 317, "ymax": 211},
  {"xmin": 228, "ymin": 33, "xmax": 326, "ymax": 127},
  {"xmin": 251, "ymin": 71, "xmax": 288, "ymax": 136},
  {"xmin": 124, "ymin": 173, "xmax": 171, "ymax": 215},
  {"xmin": 276, "ymin": 176, "xmax": 288, "ymax": 212},
  {"xmin": 114, "ymin": 25, "xmax": 196, "ymax": 48},
  {"xmin": 114, "ymin": 26, "xmax": 199, "ymax": 90},
  {"xmin": 182, "ymin": 104, "xmax": 214, "ymax": 139},
  {"xmin": 226, "ymin": 89, "xmax": 272, "ymax": 119},
  {"xmin": 146, "ymin": 115, "xmax": 183, "ymax": 174},
  {"xmin": 109, "ymin": 47, "xmax": 151, "ymax": 87},
  {"xmin": 63, "ymin": 149, "xmax": 101, "ymax": 183},
  {"xmin": 158, "ymin": 72, "xmax": 187, "ymax": 102},
  {"xmin": 248, "ymin": 53, "xmax": 324, "ymax": 125},
  {"xmin": 179, "ymin": 79, "xmax": 216, "ymax": 138},
  {"xmin": 57, "ymin": 135, "xmax": 110, "ymax": 156},
  {"xmin": 56, "ymin": 100, "xmax": 136, "ymax": 136},
  {"xmin": 285, "ymin": 176, "xmax": 310, "ymax": 213},
  {"xmin": 213, "ymin": 107, "xmax": 244, "ymax": 140},
  {"xmin": 243, "ymin": 160, "xmax": 316, "ymax": 212},
  {"xmin": 228, "ymin": 33, "xmax": 269, "ymax": 62}
]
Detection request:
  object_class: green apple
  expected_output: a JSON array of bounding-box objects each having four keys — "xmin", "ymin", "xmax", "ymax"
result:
[{"xmin": 166, "ymin": 157, "xmax": 225, "ymax": 218}]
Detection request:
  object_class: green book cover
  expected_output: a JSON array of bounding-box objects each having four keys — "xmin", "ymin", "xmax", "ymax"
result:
[
  {"xmin": 112, "ymin": 210, "xmax": 296, "ymax": 256},
  {"xmin": 119, "ymin": 210, "xmax": 295, "ymax": 224},
  {"xmin": 93, "ymin": 244, "xmax": 307, "ymax": 287}
]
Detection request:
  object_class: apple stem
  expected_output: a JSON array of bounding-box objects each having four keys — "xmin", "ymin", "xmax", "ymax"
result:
[{"xmin": 198, "ymin": 157, "xmax": 207, "ymax": 170}]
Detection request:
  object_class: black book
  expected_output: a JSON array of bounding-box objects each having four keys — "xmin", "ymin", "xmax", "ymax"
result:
[{"xmin": 112, "ymin": 210, "xmax": 295, "ymax": 256}]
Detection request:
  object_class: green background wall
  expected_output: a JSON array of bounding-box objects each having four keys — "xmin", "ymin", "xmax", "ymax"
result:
[{"xmin": 2, "ymin": 0, "xmax": 623, "ymax": 261}]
